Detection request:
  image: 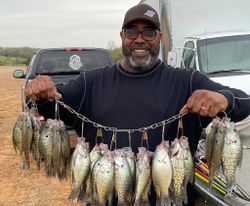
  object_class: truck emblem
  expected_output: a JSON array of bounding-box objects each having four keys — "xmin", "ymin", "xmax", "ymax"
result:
[{"xmin": 68, "ymin": 55, "xmax": 82, "ymax": 70}]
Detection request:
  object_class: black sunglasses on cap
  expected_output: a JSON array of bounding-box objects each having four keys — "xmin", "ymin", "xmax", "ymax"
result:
[{"xmin": 124, "ymin": 28, "xmax": 157, "ymax": 41}]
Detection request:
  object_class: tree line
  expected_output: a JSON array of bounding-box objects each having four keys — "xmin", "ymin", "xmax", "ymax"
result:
[
  {"xmin": 0, "ymin": 47, "xmax": 38, "ymax": 66},
  {"xmin": 0, "ymin": 46, "xmax": 123, "ymax": 66}
]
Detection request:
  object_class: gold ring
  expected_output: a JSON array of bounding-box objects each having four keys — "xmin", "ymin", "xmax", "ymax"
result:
[{"xmin": 201, "ymin": 106, "xmax": 208, "ymax": 112}]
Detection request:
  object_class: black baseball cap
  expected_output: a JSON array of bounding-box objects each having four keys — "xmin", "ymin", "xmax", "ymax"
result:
[{"xmin": 122, "ymin": 4, "xmax": 160, "ymax": 30}]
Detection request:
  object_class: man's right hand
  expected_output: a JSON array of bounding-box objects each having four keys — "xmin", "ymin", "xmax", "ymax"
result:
[{"xmin": 25, "ymin": 75, "xmax": 62, "ymax": 100}]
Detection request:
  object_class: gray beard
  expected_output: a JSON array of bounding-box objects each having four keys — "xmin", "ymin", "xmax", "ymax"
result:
[
  {"xmin": 128, "ymin": 55, "xmax": 151, "ymax": 69},
  {"xmin": 122, "ymin": 41, "xmax": 160, "ymax": 71}
]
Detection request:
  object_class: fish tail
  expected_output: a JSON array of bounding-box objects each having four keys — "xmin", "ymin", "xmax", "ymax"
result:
[
  {"xmin": 172, "ymin": 197, "xmax": 183, "ymax": 206},
  {"xmin": 141, "ymin": 202, "xmax": 151, "ymax": 206},
  {"xmin": 19, "ymin": 160, "xmax": 30, "ymax": 169},
  {"xmin": 45, "ymin": 165, "xmax": 54, "ymax": 177},
  {"xmin": 117, "ymin": 198, "xmax": 127, "ymax": 206},
  {"xmin": 36, "ymin": 157, "xmax": 41, "ymax": 171},
  {"xmin": 134, "ymin": 198, "xmax": 141, "ymax": 206},
  {"xmin": 183, "ymin": 193, "xmax": 188, "ymax": 205},
  {"xmin": 20, "ymin": 152, "xmax": 30, "ymax": 169},
  {"xmin": 160, "ymin": 198, "xmax": 171, "ymax": 206},
  {"xmin": 107, "ymin": 195, "xmax": 113, "ymax": 206},
  {"xmin": 68, "ymin": 189, "xmax": 80, "ymax": 202}
]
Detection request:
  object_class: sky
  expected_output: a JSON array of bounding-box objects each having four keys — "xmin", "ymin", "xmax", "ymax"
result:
[{"xmin": 0, "ymin": 0, "xmax": 140, "ymax": 49}]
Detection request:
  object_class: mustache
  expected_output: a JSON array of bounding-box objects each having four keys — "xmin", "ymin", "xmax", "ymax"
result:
[{"xmin": 130, "ymin": 45, "xmax": 150, "ymax": 50}]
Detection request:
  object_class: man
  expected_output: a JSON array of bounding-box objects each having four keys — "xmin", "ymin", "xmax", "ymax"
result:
[{"xmin": 25, "ymin": 4, "xmax": 250, "ymax": 205}]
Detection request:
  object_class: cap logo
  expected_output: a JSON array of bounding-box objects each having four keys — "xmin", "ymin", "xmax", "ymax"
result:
[{"xmin": 144, "ymin": 9, "xmax": 155, "ymax": 18}]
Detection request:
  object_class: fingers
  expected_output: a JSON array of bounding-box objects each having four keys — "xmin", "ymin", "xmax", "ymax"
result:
[
  {"xmin": 180, "ymin": 89, "xmax": 228, "ymax": 117},
  {"xmin": 179, "ymin": 104, "xmax": 189, "ymax": 115},
  {"xmin": 25, "ymin": 75, "xmax": 62, "ymax": 100}
]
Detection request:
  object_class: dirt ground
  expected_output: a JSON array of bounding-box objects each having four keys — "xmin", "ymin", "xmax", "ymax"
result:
[{"xmin": 0, "ymin": 66, "xmax": 80, "ymax": 206}]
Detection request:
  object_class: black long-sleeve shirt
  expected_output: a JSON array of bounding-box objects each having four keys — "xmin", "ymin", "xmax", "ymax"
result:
[
  {"xmin": 37, "ymin": 60, "xmax": 250, "ymax": 205},
  {"xmin": 41, "ymin": 60, "xmax": 249, "ymax": 152}
]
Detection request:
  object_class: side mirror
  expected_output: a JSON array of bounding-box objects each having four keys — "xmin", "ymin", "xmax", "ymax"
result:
[
  {"xmin": 13, "ymin": 69, "xmax": 26, "ymax": 78},
  {"xmin": 167, "ymin": 51, "xmax": 177, "ymax": 67}
]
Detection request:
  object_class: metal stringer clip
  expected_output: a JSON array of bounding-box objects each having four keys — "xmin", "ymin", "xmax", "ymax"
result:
[
  {"xmin": 95, "ymin": 127, "xmax": 103, "ymax": 144},
  {"xmin": 80, "ymin": 120, "xmax": 85, "ymax": 139},
  {"xmin": 110, "ymin": 130, "xmax": 117, "ymax": 151},
  {"xmin": 141, "ymin": 129, "xmax": 149, "ymax": 149},
  {"xmin": 55, "ymin": 100, "xmax": 60, "ymax": 120},
  {"xmin": 176, "ymin": 116, "xmax": 184, "ymax": 138}
]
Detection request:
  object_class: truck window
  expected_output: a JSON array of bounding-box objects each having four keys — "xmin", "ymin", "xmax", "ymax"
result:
[
  {"xmin": 181, "ymin": 41, "xmax": 196, "ymax": 70},
  {"xmin": 36, "ymin": 50, "xmax": 112, "ymax": 75},
  {"xmin": 197, "ymin": 34, "xmax": 250, "ymax": 73}
]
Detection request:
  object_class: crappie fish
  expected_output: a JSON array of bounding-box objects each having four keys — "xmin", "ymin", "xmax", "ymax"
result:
[
  {"xmin": 91, "ymin": 152, "xmax": 104, "ymax": 203},
  {"xmin": 90, "ymin": 143, "xmax": 109, "ymax": 203},
  {"xmin": 29, "ymin": 106, "xmax": 44, "ymax": 170},
  {"xmin": 152, "ymin": 141, "xmax": 172, "ymax": 206},
  {"xmin": 170, "ymin": 138, "xmax": 185, "ymax": 206},
  {"xmin": 141, "ymin": 176, "xmax": 152, "ymax": 206},
  {"xmin": 85, "ymin": 144, "xmax": 102, "ymax": 202},
  {"xmin": 51, "ymin": 120, "xmax": 70, "ymax": 180},
  {"xmin": 31, "ymin": 117, "xmax": 42, "ymax": 170},
  {"xmin": 13, "ymin": 116, "xmax": 23, "ymax": 153},
  {"xmin": 208, "ymin": 119, "xmax": 227, "ymax": 185},
  {"xmin": 13, "ymin": 112, "xmax": 34, "ymax": 169},
  {"xmin": 222, "ymin": 120, "xmax": 243, "ymax": 193},
  {"xmin": 12, "ymin": 115, "xmax": 27, "ymax": 169},
  {"xmin": 21, "ymin": 111, "xmax": 34, "ymax": 156},
  {"xmin": 134, "ymin": 147, "xmax": 152, "ymax": 206},
  {"xmin": 58, "ymin": 121, "xmax": 71, "ymax": 180},
  {"xmin": 123, "ymin": 147, "xmax": 136, "ymax": 189},
  {"xmin": 96, "ymin": 150, "xmax": 115, "ymax": 206},
  {"xmin": 52, "ymin": 125, "xmax": 61, "ymax": 178},
  {"xmin": 39, "ymin": 119, "xmax": 54, "ymax": 177},
  {"xmin": 59, "ymin": 121, "xmax": 71, "ymax": 163},
  {"xmin": 179, "ymin": 136, "xmax": 194, "ymax": 204},
  {"xmin": 205, "ymin": 117, "xmax": 221, "ymax": 168},
  {"xmin": 69, "ymin": 137, "xmax": 90, "ymax": 202},
  {"xmin": 114, "ymin": 149, "xmax": 133, "ymax": 206}
]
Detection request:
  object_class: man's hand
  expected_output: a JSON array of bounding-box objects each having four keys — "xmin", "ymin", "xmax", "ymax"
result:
[
  {"xmin": 25, "ymin": 75, "xmax": 62, "ymax": 100},
  {"xmin": 180, "ymin": 89, "xmax": 228, "ymax": 117}
]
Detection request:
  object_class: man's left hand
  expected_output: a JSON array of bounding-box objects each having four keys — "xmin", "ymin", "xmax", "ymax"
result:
[{"xmin": 180, "ymin": 89, "xmax": 228, "ymax": 117}]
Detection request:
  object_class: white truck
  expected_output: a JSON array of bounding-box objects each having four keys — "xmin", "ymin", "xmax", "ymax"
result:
[
  {"xmin": 140, "ymin": 0, "xmax": 250, "ymax": 146},
  {"xmin": 140, "ymin": 0, "xmax": 250, "ymax": 205}
]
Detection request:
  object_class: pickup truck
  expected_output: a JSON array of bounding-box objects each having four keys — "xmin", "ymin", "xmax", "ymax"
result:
[
  {"xmin": 13, "ymin": 47, "xmax": 115, "ymax": 139},
  {"xmin": 140, "ymin": 1, "xmax": 250, "ymax": 205},
  {"xmin": 140, "ymin": 0, "xmax": 250, "ymax": 146},
  {"xmin": 13, "ymin": 47, "xmax": 115, "ymax": 109}
]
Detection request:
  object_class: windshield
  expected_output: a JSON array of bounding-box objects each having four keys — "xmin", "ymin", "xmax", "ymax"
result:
[
  {"xmin": 36, "ymin": 50, "xmax": 112, "ymax": 75},
  {"xmin": 197, "ymin": 34, "xmax": 250, "ymax": 74}
]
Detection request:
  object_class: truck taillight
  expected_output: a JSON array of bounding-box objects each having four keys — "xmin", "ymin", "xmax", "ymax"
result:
[{"xmin": 65, "ymin": 48, "xmax": 83, "ymax": 51}]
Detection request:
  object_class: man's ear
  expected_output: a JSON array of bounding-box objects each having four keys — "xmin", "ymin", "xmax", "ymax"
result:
[
  {"xmin": 120, "ymin": 31, "xmax": 123, "ymax": 39},
  {"xmin": 159, "ymin": 31, "xmax": 163, "ymax": 39}
]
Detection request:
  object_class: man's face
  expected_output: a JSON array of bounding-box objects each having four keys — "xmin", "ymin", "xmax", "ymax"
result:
[{"xmin": 120, "ymin": 20, "xmax": 162, "ymax": 72}]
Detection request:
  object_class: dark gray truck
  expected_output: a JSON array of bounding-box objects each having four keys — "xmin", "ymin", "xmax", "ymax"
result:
[
  {"xmin": 13, "ymin": 47, "xmax": 115, "ymax": 109},
  {"xmin": 13, "ymin": 47, "xmax": 115, "ymax": 138}
]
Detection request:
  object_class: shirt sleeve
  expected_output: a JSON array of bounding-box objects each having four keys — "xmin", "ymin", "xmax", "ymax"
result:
[{"xmin": 190, "ymin": 70, "xmax": 250, "ymax": 122}]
